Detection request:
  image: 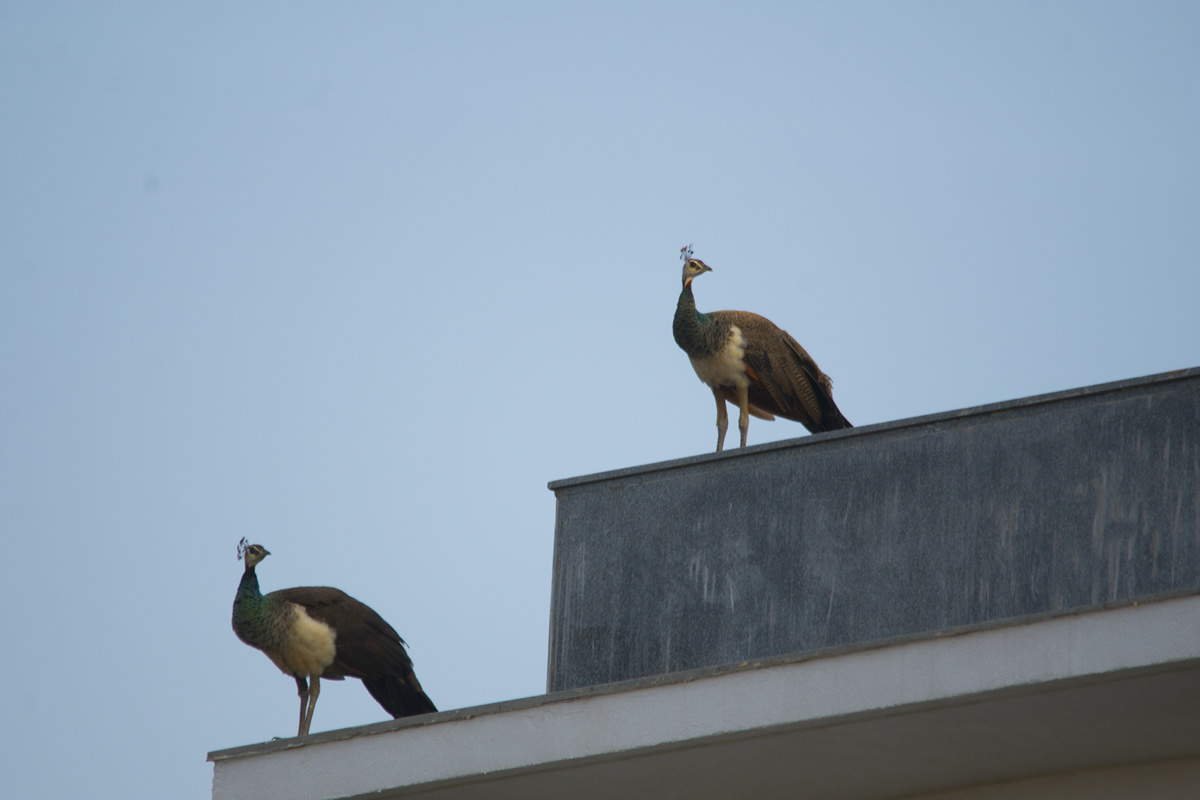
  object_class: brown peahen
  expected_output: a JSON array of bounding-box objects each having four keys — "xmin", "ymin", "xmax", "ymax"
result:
[
  {"xmin": 231, "ymin": 540, "xmax": 436, "ymax": 737},
  {"xmin": 672, "ymin": 246, "xmax": 852, "ymax": 451}
]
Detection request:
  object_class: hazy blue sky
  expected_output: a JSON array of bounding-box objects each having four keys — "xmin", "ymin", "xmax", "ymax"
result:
[{"xmin": 2, "ymin": 2, "xmax": 1198, "ymax": 797}]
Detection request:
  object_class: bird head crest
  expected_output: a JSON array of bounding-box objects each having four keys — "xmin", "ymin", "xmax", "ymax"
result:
[
  {"xmin": 237, "ymin": 537, "xmax": 249, "ymax": 561},
  {"xmin": 679, "ymin": 243, "xmax": 711, "ymax": 287}
]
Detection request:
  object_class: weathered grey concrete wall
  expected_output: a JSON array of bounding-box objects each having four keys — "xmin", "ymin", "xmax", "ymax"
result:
[{"xmin": 547, "ymin": 368, "xmax": 1200, "ymax": 692}]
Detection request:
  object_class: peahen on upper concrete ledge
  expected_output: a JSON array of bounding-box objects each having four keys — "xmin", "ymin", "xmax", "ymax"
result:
[
  {"xmin": 672, "ymin": 246, "xmax": 852, "ymax": 451},
  {"xmin": 232, "ymin": 539, "xmax": 436, "ymax": 737}
]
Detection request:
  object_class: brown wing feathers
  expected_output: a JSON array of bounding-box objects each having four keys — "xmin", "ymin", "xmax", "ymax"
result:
[
  {"xmin": 718, "ymin": 311, "xmax": 849, "ymax": 432},
  {"xmin": 273, "ymin": 586, "xmax": 437, "ymax": 716}
]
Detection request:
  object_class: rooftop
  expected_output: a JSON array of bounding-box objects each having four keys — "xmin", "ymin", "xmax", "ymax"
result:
[{"xmin": 210, "ymin": 367, "xmax": 1200, "ymax": 799}]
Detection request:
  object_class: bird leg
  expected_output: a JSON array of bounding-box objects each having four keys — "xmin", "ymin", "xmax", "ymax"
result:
[
  {"xmin": 294, "ymin": 676, "xmax": 310, "ymax": 737},
  {"xmin": 736, "ymin": 384, "xmax": 751, "ymax": 448},
  {"xmin": 712, "ymin": 388, "xmax": 729, "ymax": 452},
  {"xmin": 300, "ymin": 676, "xmax": 321, "ymax": 737}
]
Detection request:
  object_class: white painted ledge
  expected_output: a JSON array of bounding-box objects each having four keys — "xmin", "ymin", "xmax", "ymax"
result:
[{"xmin": 210, "ymin": 593, "xmax": 1200, "ymax": 800}]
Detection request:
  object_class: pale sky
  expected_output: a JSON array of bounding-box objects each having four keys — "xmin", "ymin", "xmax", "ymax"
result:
[{"xmin": 2, "ymin": 3, "xmax": 1199, "ymax": 798}]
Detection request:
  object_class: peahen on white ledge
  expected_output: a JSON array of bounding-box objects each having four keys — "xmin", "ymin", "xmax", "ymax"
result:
[
  {"xmin": 672, "ymin": 245, "xmax": 852, "ymax": 451},
  {"xmin": 231, "ymin": 539, "xmax": 436, "ymax": 737}
]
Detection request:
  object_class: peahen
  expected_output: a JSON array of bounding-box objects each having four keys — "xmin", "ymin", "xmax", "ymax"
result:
[
  {"xmin": 231, "ymin": 539, "xmax": 436, "ymax": 737},
  {"xmin": 672, "ymin": 246, "xmax": 852, "ymax": 451}
]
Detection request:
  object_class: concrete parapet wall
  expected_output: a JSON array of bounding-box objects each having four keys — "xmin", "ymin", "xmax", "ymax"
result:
[{"xmin": 547, "ymin": 368, "xmax": 1200, "ymax": 691}]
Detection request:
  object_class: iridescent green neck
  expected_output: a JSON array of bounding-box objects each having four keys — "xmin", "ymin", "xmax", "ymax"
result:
[{"xmin": 673, "ymin": 281, "xmax": 724, "ymax": 357}]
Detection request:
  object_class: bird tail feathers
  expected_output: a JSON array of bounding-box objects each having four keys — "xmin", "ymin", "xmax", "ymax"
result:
[{"xmin": 363, "ymin": 674, "xmax": 438, "ymax": 718}]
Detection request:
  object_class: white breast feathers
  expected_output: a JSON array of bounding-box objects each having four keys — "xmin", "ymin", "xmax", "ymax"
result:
[{"xmin": 688, "ymin": 324, "xmax": 749, "ymax": 390}]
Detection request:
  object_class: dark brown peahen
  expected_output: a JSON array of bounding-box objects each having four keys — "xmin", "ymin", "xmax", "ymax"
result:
[
  {"xmin": 672, "ymin": 246, "xmax": 852, "ymax": 451},
  {"xmin": 231, "ymin": 540, "xmax": 436, "ymax": 737}
]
